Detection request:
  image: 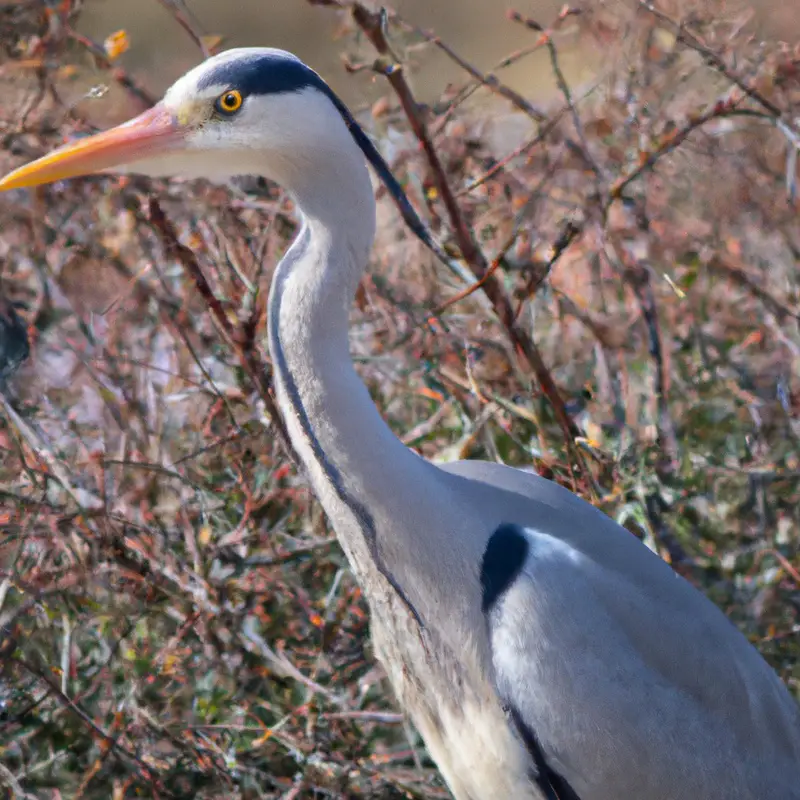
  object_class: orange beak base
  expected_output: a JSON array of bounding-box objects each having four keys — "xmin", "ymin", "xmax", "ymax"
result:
[{"xmin": 0, "ymin": 104, "xmax": 181, "ymax": 191}]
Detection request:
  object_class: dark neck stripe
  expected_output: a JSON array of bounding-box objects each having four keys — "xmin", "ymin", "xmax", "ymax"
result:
[
  {"xmin": 267, "ymin": 226, "xmax": 424, "ymax": 630},
  {"xmin": 211, "ymin": 50, "xmax": 435, "ymax": 628}
]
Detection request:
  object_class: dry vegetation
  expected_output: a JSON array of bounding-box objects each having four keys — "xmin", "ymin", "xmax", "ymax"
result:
[{"xmin": 0, "ymin": 0, "xmax": 799, "ymax": 797}]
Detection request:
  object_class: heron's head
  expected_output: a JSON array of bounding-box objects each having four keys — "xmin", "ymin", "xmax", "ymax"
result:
[
  {"xmin": 0, "ymin": 48, "xmax": 371, "ymax": 191},
  {"xmin": 0, "ymin": 47, "xmax": 450, "ymax": 264}
]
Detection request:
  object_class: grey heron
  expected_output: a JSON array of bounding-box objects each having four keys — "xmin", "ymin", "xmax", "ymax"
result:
[{"xmin": 1, "ymin": 48, "xmax": 798, "ymax": 800}]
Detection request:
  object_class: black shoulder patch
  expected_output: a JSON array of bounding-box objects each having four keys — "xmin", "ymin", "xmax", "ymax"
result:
[{"xmin": 480, "ymin": 523, "xmax": 529, "ymax": 613}]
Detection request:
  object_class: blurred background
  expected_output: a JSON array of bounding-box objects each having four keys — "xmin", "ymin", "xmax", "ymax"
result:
[{"xmin": 77, "ymin": 0, "xmax": 800, "ymax": 105}]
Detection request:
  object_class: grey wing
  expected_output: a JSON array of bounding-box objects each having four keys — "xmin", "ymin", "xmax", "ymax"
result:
[{"xmin": 480, "ymin": 523, "xmax": 800, "ymax": 800}]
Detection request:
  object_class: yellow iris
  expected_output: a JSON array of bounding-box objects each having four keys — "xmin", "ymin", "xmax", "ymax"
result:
[{"xmin": 216, "ymin": 89, "xmax": 243, "ymax": 115}]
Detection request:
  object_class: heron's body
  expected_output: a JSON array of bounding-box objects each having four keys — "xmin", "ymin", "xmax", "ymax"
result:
[
  {"xmin": 273, "ymin": 161, "xmax": 800, "ymax": 798},
  {"xmin": 2, "ymin": 47, "xmax": 798, "ymax": 800}
]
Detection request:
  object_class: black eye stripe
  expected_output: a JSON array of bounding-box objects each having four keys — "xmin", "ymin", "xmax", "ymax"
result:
[
  {"xmin": 197, "ymin": 51, "xmax": 320, "ymax": 97},
  {"xmin": 196, "ymin": 49, "xmax": 449, "ymax": 263}
]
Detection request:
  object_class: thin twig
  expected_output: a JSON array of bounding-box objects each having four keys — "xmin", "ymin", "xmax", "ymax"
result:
[
  {"xmin": 0, "ymin": 761, "xmax": 37, "ymax": 800},
  {"xmin": 215, "ymin": 538, "xmax": 338, "ymax": 566},
  {"xmin": 507, "ymin": 8, "xmax": 602, "ymax": 178},
  {"xmin": 629, "ymin": 263, "xmax": 680, "ymax": 469},
  {"xmin": 391, "ymin": 13, "xmax": 546, "ymax": 122},
  {"xmin": 154, "ymin": 0, "xmax": 212, "ymax": 58},
  {"xmin": 0, "ymin": 395, "xmax": 103, "ymax": 510},
  {"xmin": 708, "ymin": 254, "xmax": 800, "ymax": 321},
  {"xmin": 13, "ymin": 657, "xmax": 164, "ymax": 792},
  {"xmin": 456, "ymin": 105, "xmax": 570, "ymax": 197},
  {"xmin": 637, "ymin": 1, "xmax": 787, "ymax": 121},
  {"xmin": 308, "ymin": 0, "xmax": 586, "ymax": 462},
  {"xmin": 65, "ymin": 28, "xmax": 156, "ymax": 108},
  {"xmin": 609, "ymin": 102, "xmax": 756, "ymax": 200},
  {"xmin": 147, "ymin": 198, "xmax": 300, "ymax": 466}
]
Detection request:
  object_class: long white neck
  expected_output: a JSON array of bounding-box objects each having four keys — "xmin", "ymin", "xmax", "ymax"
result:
[{"xmin": 266, "ymin": 138, "xmax": 448, "ymax": 622}]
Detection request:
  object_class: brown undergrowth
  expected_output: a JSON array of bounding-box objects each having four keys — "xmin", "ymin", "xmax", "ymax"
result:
[{"xmin": 0, "ymin": 0, "xmax": 798, "ymax": 797}]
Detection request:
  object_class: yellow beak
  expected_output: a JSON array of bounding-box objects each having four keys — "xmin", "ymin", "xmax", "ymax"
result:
[{"xmin": 0, "ymin": 104, "xmax": 181, "ymax": 191}]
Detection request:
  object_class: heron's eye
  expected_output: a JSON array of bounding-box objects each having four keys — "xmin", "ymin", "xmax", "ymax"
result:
[{"xmin": 215, "ymin": 89, "xmax": 243, "ymax": 116}]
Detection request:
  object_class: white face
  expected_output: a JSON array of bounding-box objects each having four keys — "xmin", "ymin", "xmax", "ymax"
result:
[{"xmin": 124, "ymin": 48, "xmax": 356, "ymax": 184}]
